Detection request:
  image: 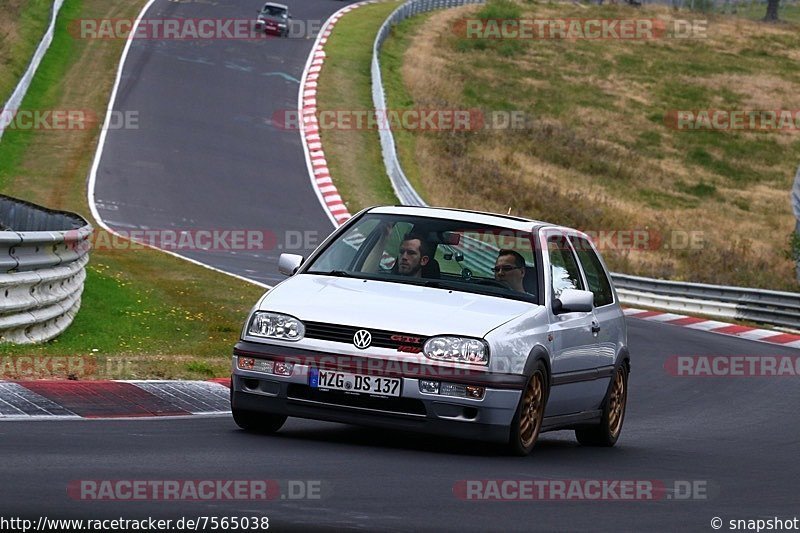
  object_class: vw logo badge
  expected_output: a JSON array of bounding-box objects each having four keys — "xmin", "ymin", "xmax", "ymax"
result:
[{"xmin": 353, "ymin": 329, "xmax": 372, "ymax": 349}]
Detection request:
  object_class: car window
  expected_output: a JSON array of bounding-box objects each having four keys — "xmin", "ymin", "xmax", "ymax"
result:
[
  {"xmin": 547, "ymin": 235, "xmax": 584, "ymax": 298},
  {"xmin": 305, "ymin": 214, "xmax": 539, "ymax": 303},
  {"xmin": 569, "ymin": 236, "xmax": 614, "ymax": 307},
  {"xmin": 309, "ymin": 218, "xmax": 380, "ymax": 272},
  {"xmin": 370, "ymin": 221, "xmax": 415, "ymax": 273},
  {"xmin": 262, "ymin": 6, "xmax": 287, "ymax": 17}
]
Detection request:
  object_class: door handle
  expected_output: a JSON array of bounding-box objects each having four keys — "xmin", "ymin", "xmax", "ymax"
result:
[{"xmin": 591, "ymin": 321, "xmax": 601, "ymax": 334}]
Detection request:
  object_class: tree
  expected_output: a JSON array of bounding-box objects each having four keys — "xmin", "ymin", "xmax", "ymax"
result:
[{"xmin": 764, "ymin": 0, "xmax": 780, "ymax": 22}]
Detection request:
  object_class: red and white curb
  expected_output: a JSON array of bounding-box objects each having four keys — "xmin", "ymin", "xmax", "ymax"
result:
[
  {"xmin": 299, "ymin": 1, "xmax": 377, "ymax": 228},
  {"xmin": 0, "ymin": 379, "xmax": 231, "ymax": 419},
  {"xmin": 624, "ymin": 308, "xmax": 800, "ymax": 350}
]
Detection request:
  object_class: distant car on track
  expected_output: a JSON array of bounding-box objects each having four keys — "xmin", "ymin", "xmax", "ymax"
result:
[
  {"xmin": 255, "ymin": 2, "xmax": 290, "ymax": 37},
  {"xmin": 231, "ymin": 206, "xmax": 630, "ymax": 455}
]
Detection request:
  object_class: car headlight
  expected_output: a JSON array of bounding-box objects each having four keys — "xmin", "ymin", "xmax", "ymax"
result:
[
  {"xmin": 247, "ymin": 311, "xmax": 305, "ymax": 341},
  {"xmin": 423, "ymin": 336, "xmax": 489, "ymax": 365}
]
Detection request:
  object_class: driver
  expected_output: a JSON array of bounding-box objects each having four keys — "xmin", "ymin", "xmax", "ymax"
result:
[
  {"xmin": 397, "ymin": 233, "xmax": 431, "ymax": 277},
  {"xmin": 493, "ymin": 249, "xmax": 526, "ymax": 292}
]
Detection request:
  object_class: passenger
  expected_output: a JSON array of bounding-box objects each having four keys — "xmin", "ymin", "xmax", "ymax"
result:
[
  {"xmin": 397, "ymin": 233, "xmax": 431, "ymax": 277},
  {"xmin": 494, "ymin": 249, "xmax": 526, "ymax": 292}
]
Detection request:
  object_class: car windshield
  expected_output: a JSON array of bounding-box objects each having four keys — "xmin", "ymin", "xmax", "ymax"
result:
[
  {"xmin": 305, "ymin": 213, "xmax": 539, "ymax": 303},
  {"xmin": 261, "ymin": 6, "xmax": 287, "ymax": 17}
]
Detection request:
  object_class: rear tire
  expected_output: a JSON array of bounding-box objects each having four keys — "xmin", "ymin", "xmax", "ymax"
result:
[
  {"xmin": 507, "ymin": 361, "xmax": 548, "ymax": 456},
  {"xmin": 575, "ymin": 363, "xmax": 628, "ymax": 447}
]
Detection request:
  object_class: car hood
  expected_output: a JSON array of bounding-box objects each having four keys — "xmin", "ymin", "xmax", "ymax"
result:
[{"xmin": 257, "ymin": 274, "xmax": 535, "ymax": 338}]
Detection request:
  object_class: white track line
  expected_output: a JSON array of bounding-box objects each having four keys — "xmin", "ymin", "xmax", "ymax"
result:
[{"xmin": 86, "ymin": 0, "xmax": 270, "ymax": 289}]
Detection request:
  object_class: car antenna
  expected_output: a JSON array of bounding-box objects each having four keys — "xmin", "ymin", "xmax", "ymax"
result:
[{"xmin": 507, "ymin": 207, "xmax": 512, "ymax": 215}]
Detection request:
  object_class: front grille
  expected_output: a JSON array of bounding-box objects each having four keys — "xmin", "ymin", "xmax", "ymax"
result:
[
  {"xmin": 303, "ymin": 321, "xmax": 427, "ymax": 350},
  {"xmin": 287, "ymin": 384, "xmax": 427, "ymax": 416}
]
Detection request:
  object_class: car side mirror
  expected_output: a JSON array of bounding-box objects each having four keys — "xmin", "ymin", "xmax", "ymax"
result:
[
  {"xmin": 278, "ymin": 253, "xmax": 304, "ymax": 276},
  {"xmin": 553, "ymin": 288, "xmax": 593, "ymax": 314}
]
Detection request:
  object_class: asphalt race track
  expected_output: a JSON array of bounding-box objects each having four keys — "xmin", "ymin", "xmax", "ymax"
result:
[
  {"xmin": 2, "ymin": 320, "xmax": 799, "ymax": 531},
  {"xmin": 10, "ymin": 0, "xmax": 799, "ymax": 531},
  {"xmin": 92, "ymin": 0, "xmax": 350, "ymax": 285}
]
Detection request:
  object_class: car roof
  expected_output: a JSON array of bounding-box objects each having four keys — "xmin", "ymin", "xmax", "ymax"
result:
[
  {"xmin": 366, "ymin": 205, "xmax": 558, "ymax": 233},
  {"xmin": 262, "ymin": 2, "xmax": 288, "ymax": 9}
]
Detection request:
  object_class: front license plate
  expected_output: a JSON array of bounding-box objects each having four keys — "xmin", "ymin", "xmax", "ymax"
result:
[{"xmin": 309, "ymin": 369, "xmax": 401, "ymax": 397}]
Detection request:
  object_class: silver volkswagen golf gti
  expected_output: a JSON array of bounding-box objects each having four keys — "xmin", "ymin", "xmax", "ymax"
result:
[{"xmin": 231, "ymin": 206, "xmax": 630, "ymax": 455}]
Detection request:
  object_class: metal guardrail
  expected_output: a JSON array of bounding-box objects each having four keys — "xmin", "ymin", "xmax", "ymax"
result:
[
  {"xmin": 612, "ymin": 274, "xmax": 800, "ymax": 329},
  {"xmin": 372, "ymin": 0, "xmax": 485, "ymax": 207},
  {"xmin": 793, "ymin": 165, "xmax": 800, "ymax": 283},
  {"xmin": 370, "ymin": 0, "xmax": 800, "ymax": 330},
  {"xmin": 0, "ymin": 0, "xmax": 66, "ymax": 142},
  {"xmin": 0, "ymin": 195, "xmax": 92, "ymax": 344}
]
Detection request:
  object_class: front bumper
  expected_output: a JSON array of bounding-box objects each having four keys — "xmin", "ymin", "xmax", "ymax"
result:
[
  {"xmin": 255, "ymin": 20, "xmax": 285, "ymax": 33},
  {"xmin": 231, "ymin": 341, "xmax": 524, "ymax": 443}
]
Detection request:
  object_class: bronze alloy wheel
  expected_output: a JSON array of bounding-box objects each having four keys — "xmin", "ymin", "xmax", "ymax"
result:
[
  {"xmin": 575, "ymin": 362, "xmax": 629, "ymax": 447},
  {"xmin": 519, "ymin": 372, "xmax": 545, "ymax": 448},
  {"xmin": 508, "ymin": 362, "xmax": 548, "ymax": 455},
  {"xmin": 607, "ymin": 366, "xmax": 626, "ymax": 438}
]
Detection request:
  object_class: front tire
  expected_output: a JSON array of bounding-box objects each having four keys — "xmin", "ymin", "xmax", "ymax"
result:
[
  {"xmin": 230, "ymin": 386, "xmax": 287, "ymax": 434},
  {"xmin": 507, "ymin": 361, "xmax": 548, "ymax": 456},
  {"xmin": 232, "ymin": 407, "xmax": 287, "ymax": 434},
  {"xmin": 575, "ymin": 362, "xmax": 628, "ymax": 447}
]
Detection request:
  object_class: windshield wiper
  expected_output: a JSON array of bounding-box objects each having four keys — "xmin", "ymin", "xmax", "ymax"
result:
[{"xmin": 313, "ymin": 270, "xmax": 354, "ymax": 278}]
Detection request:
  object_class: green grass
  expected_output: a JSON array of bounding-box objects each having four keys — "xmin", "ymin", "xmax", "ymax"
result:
[
  {"xmin": 316, "ymin": 0, "xmax": 800, "ymax": 290},
  {"xmin": 0, "ymin": 0, "xmax": 81, "ymax": 187},
  {"xmin": 0, "ymin": 0, "xmax": 54, "ymax": 104},
  {"xmin": 379, "ymin": 12, "xmax": 432, "ymax": 200},
  {"xmin": 315, "ymin": 0, "xmax": 403, "ymax": 212},
  {"xmin": 4, "ymin": 264, "xmax": 211, "ymax": 357},
  {"xmin": 0, "ymin": 0, "xmax": 264, "ymax": 377},
  {"xmin": 730, "ymin": 0, "xmax": 800, "ymax": 22},
  {"xmin": 676, "ymin": 180, "xmax": 718, "ymax": 198},
  {"xmin": 0, "ymin": 253, "xmax": 262, "ymax": 378}
]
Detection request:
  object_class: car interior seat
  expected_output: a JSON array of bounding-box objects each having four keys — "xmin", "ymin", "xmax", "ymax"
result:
[
  {"xmin": 522, "ymin": 266, "xmax": 537, "ymax": 298},
  {"xmin": 422, "ymin": 258, "xmax": 441, "ymax": 279}
]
